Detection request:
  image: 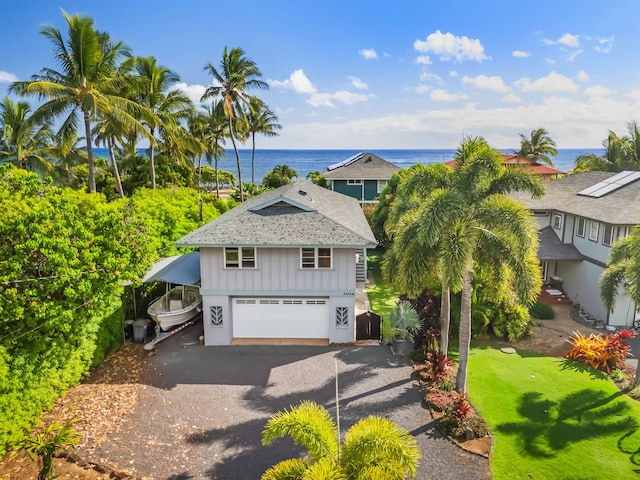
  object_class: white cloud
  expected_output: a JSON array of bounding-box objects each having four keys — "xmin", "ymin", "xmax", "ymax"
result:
[
  {"xmin": 568, "ymin": 49, "xmax": 583, "ymax": 62},
  {"xmin": 501, "ymin": 93, "xmax": 523, "ymax": 103},
  {"xmin": 584, "ymin": 85, "xmax": 617, "ymax": 97},
  {"xmin": 307, "ymin": 91, "xmax": 372, "ymax": 108},
  {"xmin": 415, "ymin": 55, "xmax": 432, "ymax": 65},
  {"xmin": 359, "ymin": 48, "xmax": 378, "ymax": 60},
  {"xmin": 558, "ymin": 33, "xmax": 580, "ymax": 47},
  {"xmin": 462, "ymin": 74, "xmax": 510, "ymax": 92},
  {"xmin": 414, "ymin": 30, "xmax": 489, "ymax": 63},
  {"xmin": 546, "ymin": 58, "xmax": 556, "ymax": 64},
  {"xmin": 348, "ymin": 76, "xmax": 368, "ymax": 90},
  {"xmin": 449, "ymin": 70, "xmax": 458, "ymax": 77},
  {"xmin": 0, "ymin": 71, "xmax": 18, "ymax": 83},
  {"xmin": 413, "ymin": 84, "xmax": 431, "ymax": 94},
  {"xmin": 512, "ymin": 50, "xmax": 531, "ymax": 58},
  {"xmin": 430, "ymin": 89, "xmax": 469, "ymax": 102},
  {"xmin": 515, "ymin": 71, "xmax": 579, "ymax": 94},
  {"xmin": 270, "ymin": 69, "xmax": 317, "ymax": 94},
  {"xmin": 419, "ymin": 72, "xmax": 442, "ymax": 83},
  {"xmin": 594, "ymin": 36, "xmax": 614, "ymax": 54},
  {"xmin": 577, "ymin": 70, "xmax": 590, "ymax": 82},
  {"xmin": 544, "ymin": 33, "xmax": 580, "ymax": 48},
  {"xmin": 173, "ymin": 82, "xmax": 207, "ymax": 104}
]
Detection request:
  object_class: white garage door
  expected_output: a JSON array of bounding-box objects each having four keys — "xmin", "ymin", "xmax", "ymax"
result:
[{"xmin": 233, "ymin": 297, "xmax": 330, "ymax": 338}]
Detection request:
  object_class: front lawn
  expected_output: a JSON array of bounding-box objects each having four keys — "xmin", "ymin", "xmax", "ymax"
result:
[
  {"xmin": 468, "ymin": 346, "xmax": 640, "ymax": 479},
  {"xmin": 366, "ymin": 249, "xmax": 400, "ymax": 340}
]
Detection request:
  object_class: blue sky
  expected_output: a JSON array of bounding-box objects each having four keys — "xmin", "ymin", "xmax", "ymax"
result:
[{"xmin": 1, "ymin": 0, "xmax": 638, "ymax": 149}]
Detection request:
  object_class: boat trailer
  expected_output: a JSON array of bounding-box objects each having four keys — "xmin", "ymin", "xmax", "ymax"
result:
[{"xmin": 143, "ymin": 313, "xmax": 201, "ymax": 350}]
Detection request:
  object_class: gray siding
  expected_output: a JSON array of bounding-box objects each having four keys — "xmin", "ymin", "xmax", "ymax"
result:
[{"xmin": 200, "ymin": 247, "xmax": 356, "ymax": 294}]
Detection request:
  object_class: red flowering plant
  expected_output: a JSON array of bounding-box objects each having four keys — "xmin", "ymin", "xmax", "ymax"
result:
[{"xmin": 565, "ymin": 329, "xmax": 636, "ymax": 373}]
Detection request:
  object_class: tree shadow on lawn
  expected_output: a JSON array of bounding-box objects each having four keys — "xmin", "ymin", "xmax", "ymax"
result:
[
  {"xmin": 557, "ymin": 357, "xmax": 612, "ymax": 380},
  {"xmin": 497, "ymin": 388, "xmax": 637, "ymax": 458}
]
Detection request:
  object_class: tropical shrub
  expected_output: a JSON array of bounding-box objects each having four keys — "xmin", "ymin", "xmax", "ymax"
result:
[
  {"xmin": 261, "ymin": 400, "xmax": 420, "ymax": 479},
  {"xmin": 424, "ymin": 388, "xmax": 457, "ymax": 412},
  {"xmin": 0, "ymin": 166, "xmax": 152, "ymax": 454},
  {"xmin": 565, "ymin": 329, "xmax": 636, "ymax": 373},
  {"xmin": 390, "ymin": 301, "xmax": 423, "ymax": 341},
  {"xmin": 491, "ymin": 303, "xmax": 534, "ymax": 341},
  {"xmin": 262, "ymin": 164, "xmax": 298, "ymax": 189},
  {"xmin": 305, "ymin": 170, "xmax": 329, "ymax": 188},
  {"xmin": 529, "ymin": 301, "xmax": 556, "ymax": 320},
  {"xmin": 418, "ymin": 349, "xmax": 453, "ymax": 383}
]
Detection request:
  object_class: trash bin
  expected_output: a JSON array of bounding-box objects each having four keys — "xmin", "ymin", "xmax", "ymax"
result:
[{"xmin": 133, "ymin": 319, "xmax": 150, "ymax": 342}]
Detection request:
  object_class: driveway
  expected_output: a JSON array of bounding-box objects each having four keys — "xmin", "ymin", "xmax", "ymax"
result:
[{"xmin": 84, "ymin": 327, "xmax": 490, "ymax": 480}]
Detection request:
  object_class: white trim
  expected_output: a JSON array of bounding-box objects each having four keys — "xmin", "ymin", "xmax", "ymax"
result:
[
  {"xmin": 347, "ymin": 179, "xmax": 362, "ymax": 185},
  {"xmin": 553, "ymin": 213, "xmax": 562, "ymax": 229},
  {"xmin": 588, "ymin": 221, "xmax": 599, "ymax": 242},
  {"xmin": 576, "ymin": 217, "xmax": 586, "ymax": 238},
  {"xmin": 224, "ymin": 247, "xmax": 257, "ymax": 269},
  {"xmin": 300, "ymin": 247, "xmax": 333, "ymax": 269}
]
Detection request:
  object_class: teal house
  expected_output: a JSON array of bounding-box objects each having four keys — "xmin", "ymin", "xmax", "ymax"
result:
[{"xmin": 324, "ymin": 152, "xmax": 400, "ymax": 204}]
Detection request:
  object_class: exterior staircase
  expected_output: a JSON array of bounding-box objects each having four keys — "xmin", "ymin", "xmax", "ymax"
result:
[{"xmin": 356, "ymin": 248, "xmax": 366, "ymax": 282}]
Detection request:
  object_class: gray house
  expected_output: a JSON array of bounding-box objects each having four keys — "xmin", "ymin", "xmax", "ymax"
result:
[
  {"xmin": 324, "ymin": 152, "xmax": 400, "ymax": 204},
  {"xmin": 512, "ymin": 171, "xmax": 640, "ymax": 327},
  {"xmin": 176, "ymin": 179, "xmax": 377, "ymax": 346}
]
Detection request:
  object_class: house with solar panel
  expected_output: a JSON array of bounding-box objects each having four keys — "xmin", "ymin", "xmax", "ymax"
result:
[
  {"xmin": 323, "ymin": 152, "xmax": 401, "ymax": 205},
  {"xmin": 511, "ymin": 170, "xmax": 640, "ymax": 328}
]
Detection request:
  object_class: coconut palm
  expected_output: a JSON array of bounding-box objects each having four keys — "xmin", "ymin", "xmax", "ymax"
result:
[
  {"xmin": 131, "ymin": 56, "xmax": 194, "ymax": 188},
  {"xmin": 600, "ymin": 228, "xmax": 640, "ymax": 383},
  {"xmin": 93, "ymin": 114, "xmax": 126, "ymax": 198},
  {"xmin": 0, "ymin": 97, "xmax": 55, "ymax": 176},
  {"xmin": 201, "ymin": 46, "xmax": 268, "ymax": 201},
  {"xmin": 242, "ymin": 97, "xmax": 281, "ymax": 183},
  {"xmin": 261, "ymin": 400, "xmax": 420, "ymax": 479},
  {"xmin": 517, "ymin": 128, "xmax": 557, "ymax": 167},
  {"xmin": 386, "ymin": 137, "xmax": 544, "ymax": 392},
  {"xmin": 9, "ymin": 11, "xmax": 151, "ymax": 192},
  {"xmin": 198, "ymin": 101, "xmax": 228, "ymax": 197},
  {"xmin": 262, "ymin": 164, "xmax": 298, "ymax": 188},
  {"xmin": 574, "ymin": 122, "xmax": 640, "ymax": 172}
]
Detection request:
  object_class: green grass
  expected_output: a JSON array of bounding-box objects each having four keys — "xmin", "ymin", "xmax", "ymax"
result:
[
  {"xmin": 468, "ymin": 346, "xmax": 640, "ymax": 479},
  {"xmin": 366, "ymin": 249, "xmax": 400, "ymax": 341}
]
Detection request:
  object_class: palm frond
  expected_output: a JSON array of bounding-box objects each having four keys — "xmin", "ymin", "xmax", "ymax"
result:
[{"xmin": 261, "ymin": 458, "xmax": 309, "ymax": 480}]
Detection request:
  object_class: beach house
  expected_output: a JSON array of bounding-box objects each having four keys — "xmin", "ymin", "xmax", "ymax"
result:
[
  {"xmin": 175, "ymin": 179, "xmax": 377, "ymax": 346},
  {"xmin": 323, "ymin": 152, "xmax": 401, "ymax": 204},
  {"xmin": 445, "ymin": 153, "xmax": 566, "ymax": 182},
  {"xmin": 511, "ymin": 171, "xmax": 640, "ymax": 327}
]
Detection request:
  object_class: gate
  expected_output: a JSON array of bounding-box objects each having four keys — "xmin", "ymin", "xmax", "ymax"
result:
[{"xmin": 355, "ymin": 311, "xmax": 381, "ymax": 341}]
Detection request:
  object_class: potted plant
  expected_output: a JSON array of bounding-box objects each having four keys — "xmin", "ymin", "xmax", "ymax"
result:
[{"xmin": 390, "ymin": 301, "xmax": 423, "ymax": 355}]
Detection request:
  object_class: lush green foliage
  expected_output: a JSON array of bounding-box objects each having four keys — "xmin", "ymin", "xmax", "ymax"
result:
[
  {"xmin": 261, "ymin": 400, "xmax": 420, "ymax": 479},
  {"xmin": 390, "ymin": 301, "xmax": 423, "ymax": 341},
  {"xmin": 529, "ymin": 301, "xmax": 556, "ymax": 319},
  {"xmin": 262, "ymin": 164, "xmax": 298, "ymax": 188},
  {"xmin": 13, "ymin": 420, "xmax": 82, "ymax": 480},
  {"xmin": 0, "ymin": 166, "xmax": 153, "ymax": 452},
  {"xmin": 366, "ymin": 250, "xmax": 401, "ymax": 341},
  {"xmin": 574, "ymin": 121, "xmax": 640, "ymax": 172},
  {"xmin": 517, "ymin": 127, "xmax": 558, "ymax": 166},
  {"xmin": 468, "ymin": 346, "xmax": 640, "ymax": 479},
  {"xmin": 565, "ymin": 329, "xmax": 635, "ymax": 373},
  {"xmin": 305, "ymin": 170, "xmax": 329, "ymax": 188}
]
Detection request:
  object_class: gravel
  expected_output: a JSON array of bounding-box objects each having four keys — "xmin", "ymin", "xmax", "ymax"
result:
[{"xmin": 82, "ymin": 329, "xmax": 490, "ymax": 480}]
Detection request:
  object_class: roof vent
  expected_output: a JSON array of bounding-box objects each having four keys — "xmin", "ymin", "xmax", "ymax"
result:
[
  {"xmin": 298, "ymin": 190, "xmax": 307, "ymax": 196},
  {"xmin": 365, "ymin": 156, "xmax": 373, "ymax": 163}
]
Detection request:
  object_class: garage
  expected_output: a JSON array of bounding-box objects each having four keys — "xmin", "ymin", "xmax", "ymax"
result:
[{"xmin": 232, "ymin": 297, "xmax": 330, "ymax": 339}]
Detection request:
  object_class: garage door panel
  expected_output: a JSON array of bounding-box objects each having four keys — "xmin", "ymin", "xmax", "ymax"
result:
[{"xmin": 233, "ymin": 298, "xmax": 329, "ymax": 338}]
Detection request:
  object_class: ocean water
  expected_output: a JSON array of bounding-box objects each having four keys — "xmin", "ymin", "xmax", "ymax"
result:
[{"xmin": 94, "ymin": 148, "xmax": 600, "ymax": 184}]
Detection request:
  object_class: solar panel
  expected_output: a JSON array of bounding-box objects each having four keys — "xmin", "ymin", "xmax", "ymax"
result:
[
  {"xmin": 326, "ymin": 153, "xmax": 363, "ymax": 171},
  {"xmin": 577, "ymin": 170, "xmax": 640, "ymax": 197}
]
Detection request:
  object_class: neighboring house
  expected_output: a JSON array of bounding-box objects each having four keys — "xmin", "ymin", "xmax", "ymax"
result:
[
  {"xmin": 511, "ymin": 171, "xmax": 640, "ymax": 327},
  {"xmin": 176, "ymin": 179, "xmax": 378, "ymax": 346},
  {"xmin": 445, "ymin": 154, "xmax": 566, "ymax": 182},
  {"xmin": 324, "ymin": 152, "xmax": 401, "ymax": 204}
]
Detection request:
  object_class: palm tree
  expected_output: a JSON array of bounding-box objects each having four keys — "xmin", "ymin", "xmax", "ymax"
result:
[
  {"xmin": 93, "ymin": 114, "xmax": 126, "ymax": 198},
  {"xmin": 517, "ymin": 128, "xmax": 557, "ymax": 166},
  {"xmin": 261, "ymin": 400, "xmax": 420, "ymax": 479},
  {"xmin": 600, "ymin": 228, "xmax": 640, "ymax": 383},
  {"xmin": 0, "ymin": 97, "xmax": 55, "ymax": 175},
  {"xmin": 574, "ymin": 122, "xmax": 640, "ymax": 172},
  {"xmin": 197, "ymin": 101, "xmax": 227, "ymax": 197},
  {"xmin": 131, "ymin": 56, "xmax": 194, "ymax": 188},
  {"xmin": 243, "ymin": 97, "xmax": 281, "ymax": 183},
  {"xmin": 262, "ymin": 164, "xmax": 298, "ymax": 188},
  {"xmin": 201, "ymin": 46, "xmax": 268, "ymax": 201},
  {"xmin": 387, "ymin": 137, "xmax": 544, "ymax": 392},
  {"xmin": 9, "ymin": 11, "xmax": 151, "ymax": 192}
]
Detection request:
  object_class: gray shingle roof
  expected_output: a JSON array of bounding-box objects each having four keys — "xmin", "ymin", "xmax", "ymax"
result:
[
  {"xmin": 511, "ymin": 171, "xmax": 640, "ymax": 225},
  {"xmin": 323, "ymin": 152, "xmax": 400, "ymax": 180},
  {"xmin": 537, "ymin": 227, "xmax": 583, "ymax": 261},
  {"xmin": 176, "ymin": 180, "xmax": 378, "ymax": 248}
]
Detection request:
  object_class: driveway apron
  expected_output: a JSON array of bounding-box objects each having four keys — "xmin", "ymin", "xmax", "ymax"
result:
[{"xmin": 84, "ymin": 332, "xmax": 491, "ymax": 480}]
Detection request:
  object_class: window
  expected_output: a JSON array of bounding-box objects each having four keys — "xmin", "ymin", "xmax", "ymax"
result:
[
  {"xmin": 541, "ymin": 261, "xmax": 548, "ymax": 282},
  {"xmin": 210, "ymin": 306, "xmax": 223, "ymax": 326},
  {"xmin": 377, "ymin": 180, "xmax": 388, "ymax": 194},
  {"xmin": 603, "ymin": 225, "xmax": 628, "ymax": 246},
  {"xmin": 225, "ymin": 247, "xmax": 256, "ymax": 268},
  {"xmin": 588, "ymin": 221, "xmax": 599, "ymax": 242},
  {"xmin": 553, "ymin": 213, "xmax": 562, "ymax": 229},
  {"xmin": 576, "ymin": 217, "xmax": 586, "ymax": 237},
  {"xmin": 301, "ymin": 248, "xmax": 332, "ymax": 269},
  {"xmin": 347, "ymin": 179, "xmax": 362, "ymax": 185},
  {"xmin": 532, "ymin": 210, "xmax": 549, "ymax": 217},
  {"xmin": 336, "ymin": 307, "xmax": 349, "ymax": 327}
]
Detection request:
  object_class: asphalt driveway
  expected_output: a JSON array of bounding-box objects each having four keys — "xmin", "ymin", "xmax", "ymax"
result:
[{"xmin": 85, "ymin": 328, "xmax": 491, "ymax": 480}]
